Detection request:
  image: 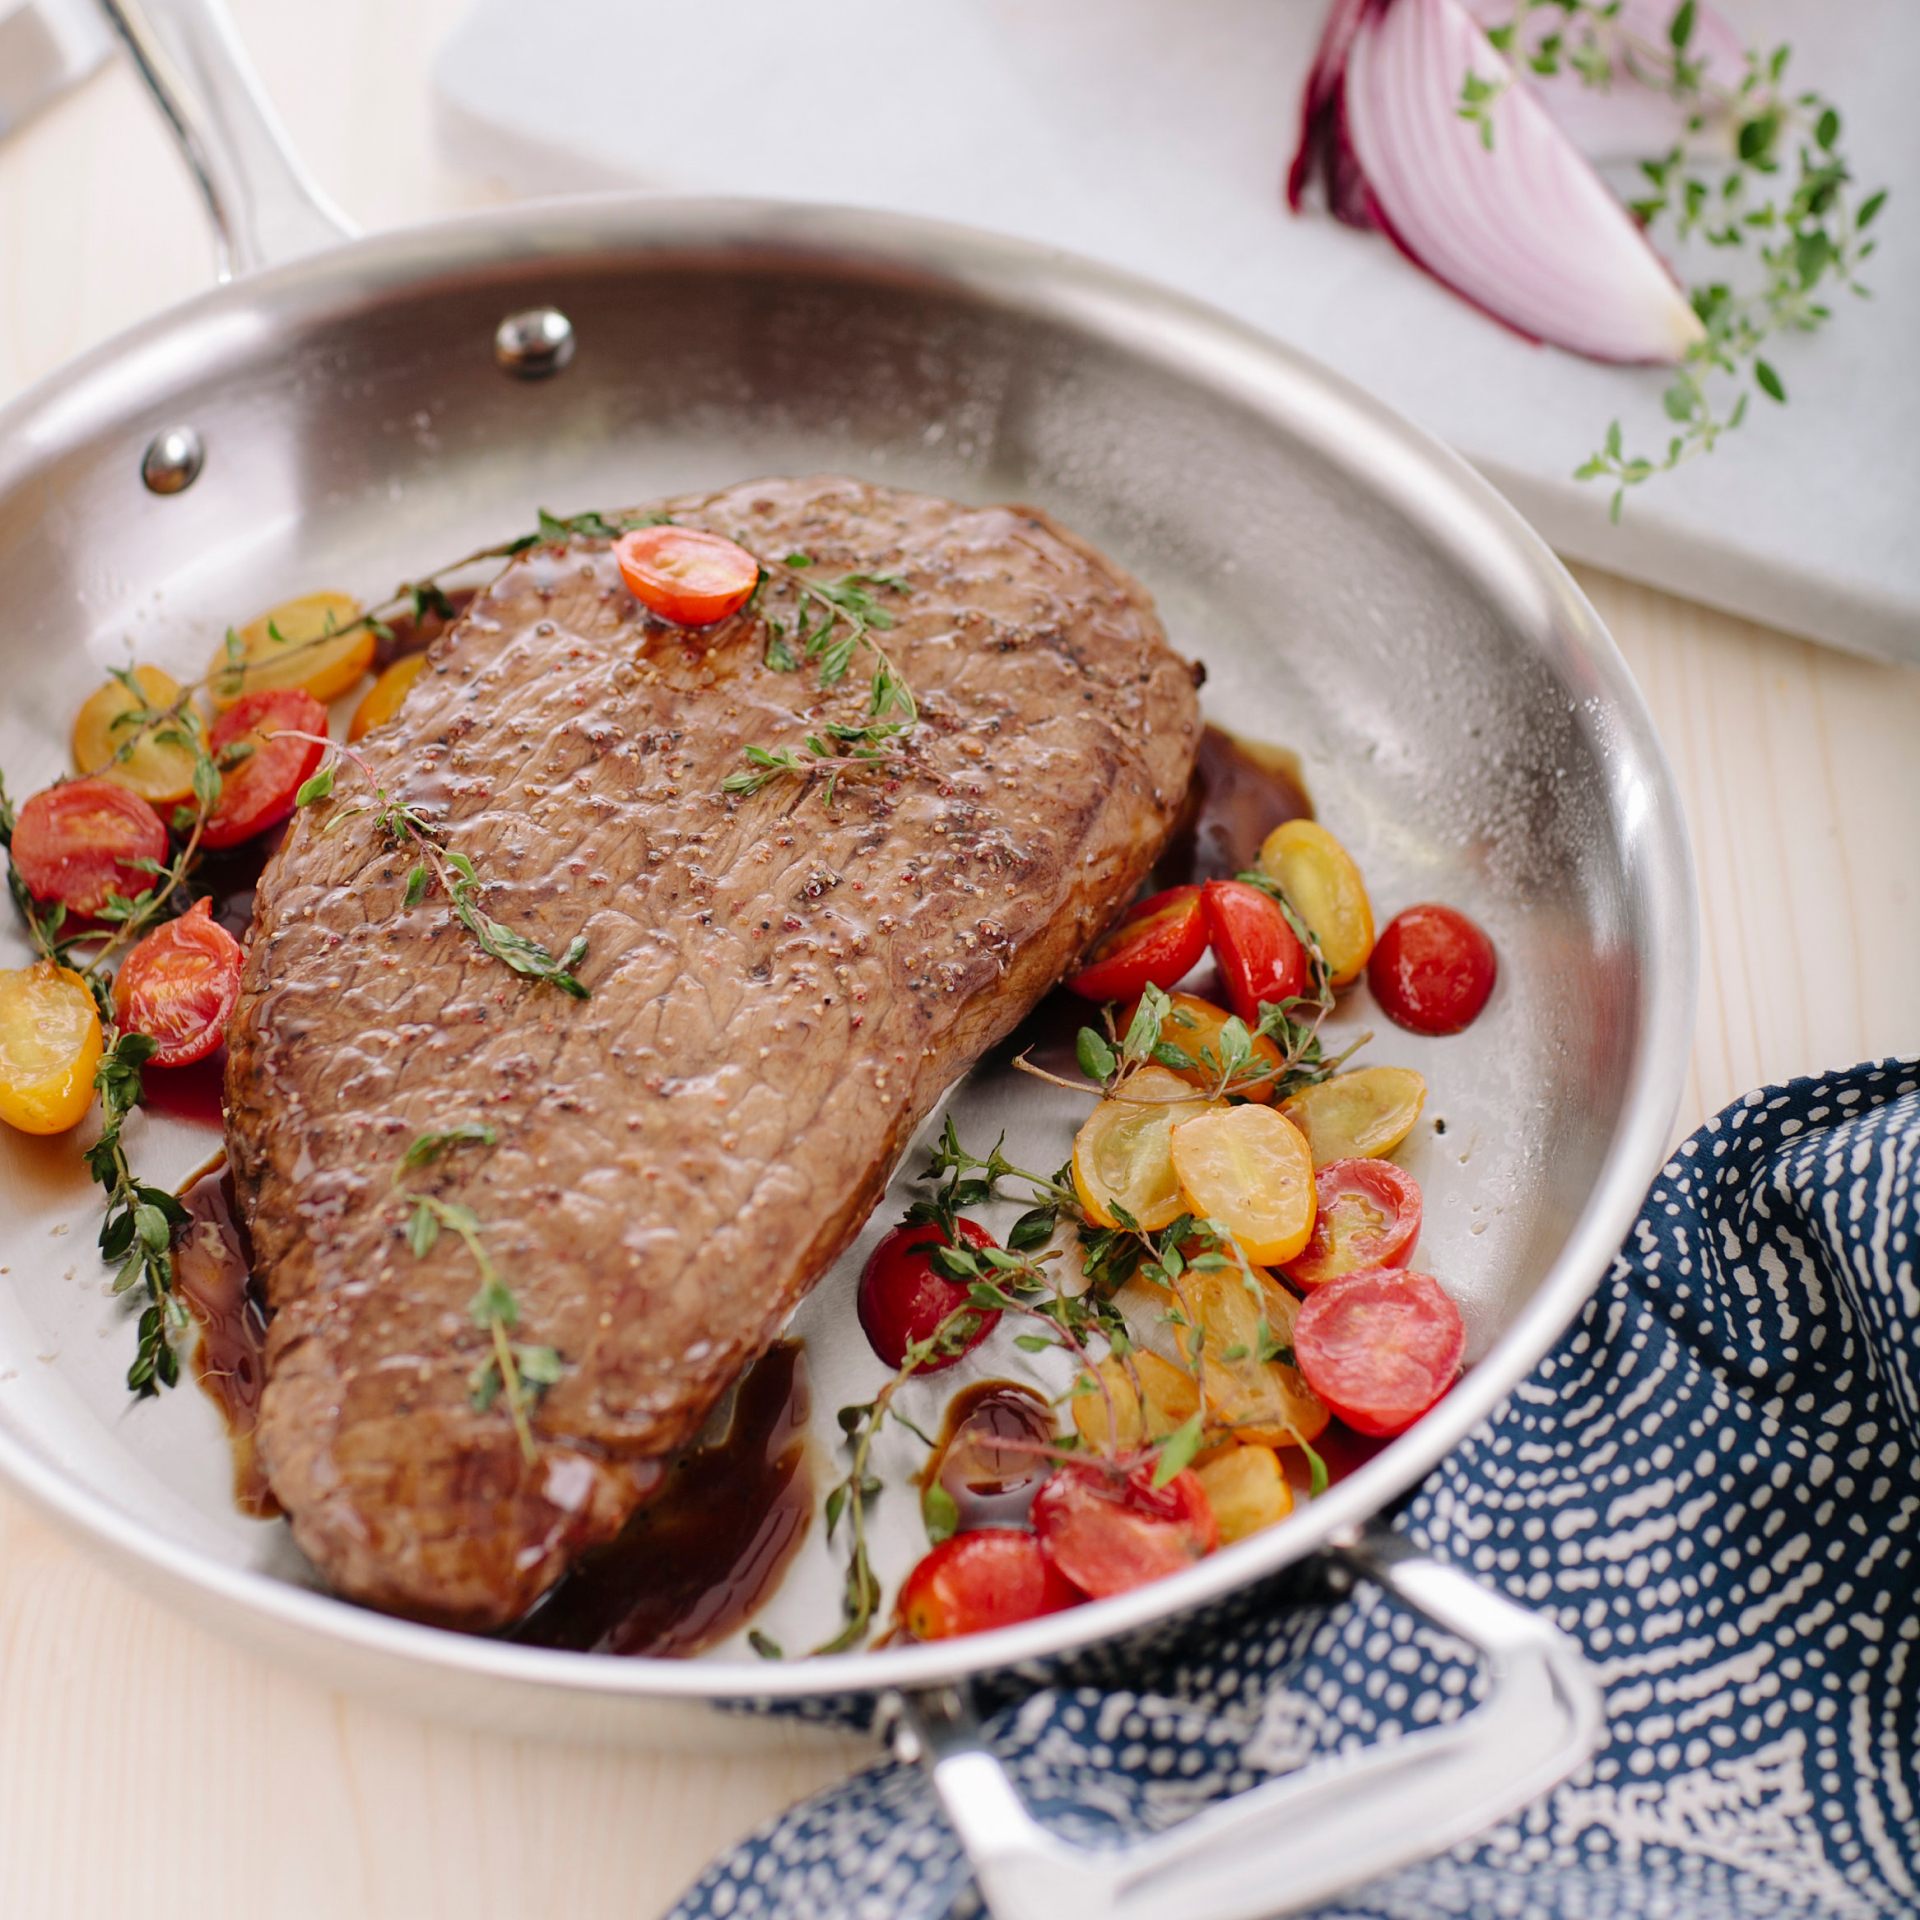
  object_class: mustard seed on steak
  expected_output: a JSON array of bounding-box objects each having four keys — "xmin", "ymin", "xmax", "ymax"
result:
[{"xmin": 225, "ymin": 476, "xmax": 1201, "ymax": 1629}]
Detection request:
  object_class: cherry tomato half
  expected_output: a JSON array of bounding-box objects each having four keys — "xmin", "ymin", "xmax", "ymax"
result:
[
  {"xmin": 349, "ymin": 652, "xmax": 429, "ymax": 741},
  {"xmin": 1367, "ymin": 904, "xmax": 1496, "ymax": 1036},
  {"xmin": 112, "ymin": 898, "xmax": 245, "ymax": 1068},
  {"xmin": 1066, "ymin": 885, "xmax": 1208, "ymax": 1003},
  {"xmin": 857, "ymin": 1217, "xmax": 1001, "ymax": 1373},
  {"xmin": 1201, "ymin": 880, "xmax": 1308, "ymax": 1026},
  {"xmin": 1285, "ymin": 1159, "xmax": 1423, "ymax": 1289},
  {"xmin": 0, "ymin": 962, "xmax": 103, "ymax": 1135},
  {"xmin": 10, "ymin": 777, "xmax": 168, "ymax": 917},
  {"xmin": 202, "ymin": 689, "xmax": 329, "ymax": 851},
  {"xmin": 613, "ymin": 525, "xmax": 760, "ymax": 626},
  {"xmin": 1031, "ymin": 1457, "xmax": 1218, "ymax": 1599},
  {"xmin": 897, "ymin": 1530, "xmax": 1084, "ymax": 1641},
  {"xmin": 1291, "ymin": 1267, "xmax": 1464, "ymax": 1437}
]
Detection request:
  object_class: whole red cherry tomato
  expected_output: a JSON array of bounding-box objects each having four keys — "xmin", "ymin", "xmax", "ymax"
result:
[
  {"xmin": 1066, "ymin": 885, "xmax": 1208, "ymax": 1003},
  {"xmin": 614, "ymin": 525, "xmax": 760, "ymax": 626},
  {"xmin": 10, "ymin": 777, "xmax": 169, "ymax": 917},
  {"xmin": 1367, "ymin": 904, "xmax": 1496, "ymax": 1036},
  {"xmin": 897, "ymin": 1530, "xmax": 1084, "ymax": 1640},
  {"xmin": 1201, "ymin": 880, "xmax": 1308, "ymax": 1026},
  {"xmin": 1291, "ymin": 1266, "xmax": 1464, "ymax": 1437},
  {"xmin": 112, "ymin": 898, "xmax": 245, "ymax": 1068},
  {"xmin": 202, "ymin": 689, "xmax": 329, "ymax": 850},
  {"xmin": 857, "ymin": 1217, "xmax": 1001, "ymax": 1372},
  {"xmin": 1031, "ymin": 1457, "xmax": 1218, "ymax": 1598},
  {"xmin": 1285, "ymin": 1159, "xmax": 1423, "ymax": 1289}
]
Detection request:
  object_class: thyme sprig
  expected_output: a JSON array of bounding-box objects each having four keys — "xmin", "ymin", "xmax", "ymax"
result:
[
  {"xmin": 393, "ymin": 1127, "xmax": 560, "ymax": 1464},
  {"xmin": 815, "ymin": 1302, "xmax": 985, "ymax": 1655},
  {"xmin": 725, "ymin": 554, "xmax": 917, "ymax": 806},
  {"xmin": 1582, "ymin": 58, "xmax": 1884, "ymax": 517},
  {"xmin": 292, "ymin": 739, "xmax": 589, "ymax": 999},
  {"xmin": 2, "ymin": 746, "xmax": 224, "ymax": 1396},
  {"xmin": 89, "ymin": 1030, "xmax": 191, "ymax": 1395},
  {"xmin": 1456, "ymin": 2, "xmax": 1886, "ymax": 514}
]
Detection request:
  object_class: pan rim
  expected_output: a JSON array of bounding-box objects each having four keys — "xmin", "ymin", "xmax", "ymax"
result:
[{"xmin": 0, "ymin": 191, "xmax": 1698, "ymax": 1706}]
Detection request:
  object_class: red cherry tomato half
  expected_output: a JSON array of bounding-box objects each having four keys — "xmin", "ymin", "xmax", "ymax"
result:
[
  {"xmin": 857, "ymin": 1217, "xmax": 1001, "ymax": 1373},
  {"xmin": 1367, "ymin": 904, "xmax": 1496, "ymax": 1036},
  {"xmin": 1200, "ymin": 879, "xmax": 1309, "ymax": 1026},
  {"xmin": 1285, "ymin": 1158, "xmax": 1423, "ymax": 1289},
  {"xmin": 202, "ymin": 690, "xmax": 329, "ymax": 851},
  {"xmin": 613, "ymin": 525, "xmax": 760, "ymax": 627},
  {"xmin": 10, "ymin": 777, "xmax": 168, "ymax": 917},
  {"xmin": 1066, "ymin": 885, "xmax": 1208, "ymax": 1003},
  {"xmin": 1291, "ymin": 1267, "xmax": 1465, "ymax": 1438},
  {"xmin": 1031, "ymin": 1457, "xmax": 1218, "ymax": 1599},
  {"xmin": 897, "ymin": 1530, "xmax": 1085, "ymax": 1641},
  {"xmin": 112, "ymin": 898, "xmax": 245, "ymax": 1068}
]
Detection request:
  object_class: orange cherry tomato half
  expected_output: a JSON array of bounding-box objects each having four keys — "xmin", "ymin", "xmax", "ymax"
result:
[
  {"xmin": 349, "ymin": 652, "xmax": 429, "ymax": 741},
  {"xmin": 1285, "ymin": 1158, "xmax": 1423, "ymax": 1288},
  {"xmin": 1031, "ymin": 1458, "xmax": 1218, "ymax": 1599},
  {"xmin": 856, "ymin": 1217, "xmax": 1001, "ymax": 1372},
  {"xmin": 1066, "ymin": 885, "xmax": 1208, "ymax": 1003},
  {"xmin": 897, "ymin": 1531, "xmax": 1084, "ymax": 1641},
  {"xmin": 112, "ymin": 898, "xmax": 246, "ymax": 1068},
  {"xmin": 1200, "ymin": 879, "xmax": 1308, "ymax": 1026},
  {"xmin": 1291, "ymin": 1267, "xmax": 1464, "ymax": 1438},
  {"xmin": 10, "ymin": 777, "xmax": 169, "ymax": 917},
  {"xmin": 1367, "ymin": 904, "xmax": 1496, "ymax": 1036},
  {"xmin": 613, "ymin": 525, "xmax": 761, "ymax": 627},
  {"xmin": 202, "ymin": 689, "xmax": 329, "ymax": 851}
]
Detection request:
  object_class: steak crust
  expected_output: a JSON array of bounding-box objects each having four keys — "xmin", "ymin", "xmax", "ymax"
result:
[{"xmin": 226, "ymin": 477, "xmax": 1200, "ymax": 1628}]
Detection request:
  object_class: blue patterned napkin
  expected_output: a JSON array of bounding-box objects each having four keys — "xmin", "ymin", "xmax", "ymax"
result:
[{"xmin": 671, "ymin": 1058, "xmax": 1920, "ymax": 1920}]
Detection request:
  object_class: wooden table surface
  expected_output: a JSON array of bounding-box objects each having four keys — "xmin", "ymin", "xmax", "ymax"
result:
[{"xmin": 1, "ymin": 7, "xmax": 1916, "ymax": 1916}]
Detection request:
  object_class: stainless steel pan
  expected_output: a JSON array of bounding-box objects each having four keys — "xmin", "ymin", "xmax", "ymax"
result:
[{"xmin": 0, "ymin": 2, "xmax": 1696, "ymax": 1912}]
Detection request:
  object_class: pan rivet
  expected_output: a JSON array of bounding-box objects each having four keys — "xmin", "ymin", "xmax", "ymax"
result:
[
  {"xmin": 141, "ymin": 425, "xmax": 204, "ymax": 495},
  {"xmin": 495, "ymin": 308, "xmax": 576, "ymax": 380}
]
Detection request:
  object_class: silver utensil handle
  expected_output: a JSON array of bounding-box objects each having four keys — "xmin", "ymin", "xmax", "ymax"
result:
[
  {"xmin": 95, "ymin": 0, "xmax": 354, "ymax": 277},
  {"xmin": 894, "ymin": 1524, "xmax": 1603, "ymax": 1920}
]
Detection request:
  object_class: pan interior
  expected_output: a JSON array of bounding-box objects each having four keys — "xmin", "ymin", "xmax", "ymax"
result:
[{"xmin": 0, "ymin": 211, "xmax": 1678, "ymax": 1691}]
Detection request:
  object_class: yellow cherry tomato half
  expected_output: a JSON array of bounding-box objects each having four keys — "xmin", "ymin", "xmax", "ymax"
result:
[
  {"xmin": 1071, "ymin": 1067, "xmax": 1223, "ymax": 1233},
  {"xmin": 1279, "ymin": 1065, "xmax": 1427, "ymax": 1167},
  {"xmin": 0, "ymin": 963, "xmax": 103, "ymax": 1135},
  {"xmin": 70, "ymin": 665, "xmax": 200, "ymax": 805},
  {"xmin": 1195, "ymin": 1444, "xmax": 1294, "ymax": 1544},
  {"xmin": 1188, "ymin": 1265, "xmax": 1329, "ymax": 1450},
  {"xmin": 210, "ymin": 591, "xmax": 373, "ymax": 709},
  {"xmin": 1122, "ymin": 991, "xmax": 1288, "ymax": 1103},
  {"xmin": 349, "ymin": 652, "xmax": 430, "ymax": 741},
  {"xmin": 1258, "ymin": 818, "xmax": 1375, "ymax": 987},
  {"xmin": 1169, "ymin": 1103, "xmax": 1317, "ymax": 1266},
  {"xmin": 1071, "ymin": 1350, "xmax": 1201, "ymax": 1454}
]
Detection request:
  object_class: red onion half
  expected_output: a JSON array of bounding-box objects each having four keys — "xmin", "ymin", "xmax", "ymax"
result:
[{"xmin": 1291, "ymin": 0, "xmax": 1706, "ymax": 365}]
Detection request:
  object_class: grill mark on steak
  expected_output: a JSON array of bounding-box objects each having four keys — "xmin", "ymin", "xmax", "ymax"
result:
[{"xmin": 225, "ymin": 477, "xmax": 1200, "ymax": 1629}]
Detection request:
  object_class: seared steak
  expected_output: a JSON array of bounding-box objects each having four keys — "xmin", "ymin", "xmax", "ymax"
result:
[{"xmin": 226, "ymin": 476, "xmax": 1201, "ymax": 1629}]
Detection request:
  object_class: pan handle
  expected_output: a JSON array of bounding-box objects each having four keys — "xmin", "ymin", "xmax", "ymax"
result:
[
  {"xmin": 890, "ymin": 1524, "xmax": 1603, "ymax": 1920},
  {"xmin": 95, "ymin": 0, "xmax": 355, "ymax": 278}
]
